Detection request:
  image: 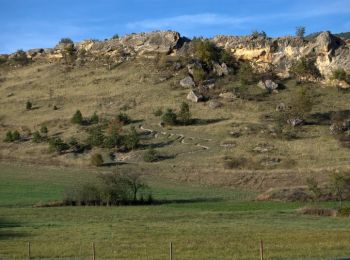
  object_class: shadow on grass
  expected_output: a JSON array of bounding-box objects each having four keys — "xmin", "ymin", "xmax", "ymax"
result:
[
  {"xmin": 190, "ymin": 118, "xmax": 228, "ymax": 126},
  {"xmin": 154, "ymin": 197, "xmax": 222, "ymax": 205},
  {"xmin": 308, "ymin": 109, "xmax": 350, "ymax": 125},
  {"xmin": 0, "ymin": 218, "xmax": 27, "ymax": 240}
]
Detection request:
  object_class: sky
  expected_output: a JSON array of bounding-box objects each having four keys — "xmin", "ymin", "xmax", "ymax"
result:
[{"xmin": 0, "ymin": 0, "xmax": 350, "ymax": 53}]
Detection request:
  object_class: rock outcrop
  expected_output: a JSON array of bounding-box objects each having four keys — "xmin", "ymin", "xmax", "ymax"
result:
[{"xmin": 4, "ymin": 30, "xmax": 350, "ymax": 81}]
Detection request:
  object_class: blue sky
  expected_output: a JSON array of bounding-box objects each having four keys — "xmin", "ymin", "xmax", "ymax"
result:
[{"xmin": 1, "ymin": 0, "xmax": 350, "ymax": 53}]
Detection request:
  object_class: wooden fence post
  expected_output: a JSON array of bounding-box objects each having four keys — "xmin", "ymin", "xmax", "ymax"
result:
[
  {"xmin": 92, "ymin": 242, "xmax": 96, "ymax": 260},
  {"xmin": 260, "ymin": 239, "xmax": 264, "ymax": 260},
  {"xmin": 28, "ymin": 242, "xmax": 31, "ymax": 259},
  {"xmin": 169, "ymin": 241, "xmax": 173, "ymax": 260}
]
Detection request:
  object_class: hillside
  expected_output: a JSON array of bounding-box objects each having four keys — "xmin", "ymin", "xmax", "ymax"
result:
[{"xmin": 1, "ymin": 31, "xmax": 350, "ymax": 194}]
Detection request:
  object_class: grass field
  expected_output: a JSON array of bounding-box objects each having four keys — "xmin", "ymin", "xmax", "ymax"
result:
[{"xmin": 1, "ymin": 163, "xmax": 350, "ymax": 259}]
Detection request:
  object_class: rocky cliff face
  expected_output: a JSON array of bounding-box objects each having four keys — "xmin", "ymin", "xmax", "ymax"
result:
[{"xmin": 2, "ymin": 30, "xmax": 350, "ymax": 81}]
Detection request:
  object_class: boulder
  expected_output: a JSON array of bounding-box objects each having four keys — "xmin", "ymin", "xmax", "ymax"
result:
[
  {"xmin": 257, "ymin": 79, "xmax": 279, "ymax": 92},
  {"xmin": 287, "ymin": 118, "xmax": 304, "ymax": 127},
  {"xmin": 276, "ymin": 103, "xmax": 286, "ymax": 112},
  {"xmin": 187, "ymin": 90, "xmax": 203, "ymax": 103},
  {"xmin": 213, "ymin": 62, "xmax": 229, "ymax": 76},
  {"xmin": 180, "ymin": 76, "xmax": 195, "ymax": 88}
]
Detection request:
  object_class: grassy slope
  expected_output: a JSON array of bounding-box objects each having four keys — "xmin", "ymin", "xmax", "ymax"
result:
[
  {"xmin": 1, "ymin": 163, "xmax": 350, "ymax": 259},
  {"xmin": 1, "ymin": 59, "xmax": 350, "ymax": 190}
]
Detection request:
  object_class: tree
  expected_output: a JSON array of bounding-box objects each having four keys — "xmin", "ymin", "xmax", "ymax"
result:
[
  {"xmin": 330, "ymin": 173, "xmax": 350, "ymax": 208},
  {"xmin": 48, "ymin": 137, "xmax": 69, "ymax": 153},
  {"xmin": 87, "ymin": 126, "xmax": 105, "ymax": 147},
  {"xmin": 26, "ymin": 101, "xmax": 32, "ymax": 110},
  {"xmin": 59, "ymin": 38, "xmax": 74, "ymax": 45},
  {"xmin": 90, "ymin": 112, "xmax": 99, "ymax": 124},
  {"xmin": 13, "ymin": 49, "xmax": 29, "ymax": 65},
  {"xmin": 306, "ymin": 177, "xmax": 322, "ymax": 201},
  {"xmin": 124, "ymin": 127, "xmax": 139, "ymax": 150},
  {"xmin": 161, "ymin": 108, "xmax": 177, "ymax": 126},
  {"xmin": 290, "ymin": 57, "xmax": 320, "ymax": 81},
  {"xmin": 91, "ymin": 153, "xmax": 104, "ymax": 167},
  {"xmin": 117, "ymin": 113, "xmax": 130, "ymax": 125},
  {"xmin": 178, "ymin": 102, "xmax": 191, "ymax": 125},
  {"xmin": 111, "ymin": 34, "xmax": 119, "ymax": 39},
  {"xmin": 71, "ymin": 110, "xmax": 83, "ymax": 125},
  {"xmin": 123, "ymin": 173, "xmax": 148, "ymax": 201},
  {"xmin": 296, "ymin": 26, "xmax": 306, "ymax": 38}
]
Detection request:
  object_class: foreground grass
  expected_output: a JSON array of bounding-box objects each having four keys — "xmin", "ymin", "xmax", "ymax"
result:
[{"xmin": 1, "ymin": 163, "xmax": 350, "ymax": 259}]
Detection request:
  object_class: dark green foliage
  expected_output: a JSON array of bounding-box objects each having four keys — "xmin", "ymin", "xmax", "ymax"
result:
[
  {"xmin": 32, "ymin": 131, "xmax": 43, "ymax": 143},
  {"xmin": 53, "ymin": 105, "xmax": 58, "ymax": 110},
  {"xmin": 13, "ymin": 50, "xmax": 29, "ymax": 65},
  {"xmin": 87, "ymin": 126, "xmax": 105, "ymax": 147},
  {"xmin": 153, "ymin": 108, "xmax": 163, "ymax": 117},
  {"xmin": 290, "ymin": 57, "xmax": 320, "ymax": 80},
  {"xmin": 90, "ymin": 153, "xmax": 104, "ymax": 167},
  {"xmin": 90, "ymin": 112, "xmax": 99, "ymax": 124},
  {"xmin": 71, "ymin": 110, "xmax": 83, "ymax": 125},
  {"xmin": 117, "ymin": 113, "xmax": 130, "ymax": 125},
  {"xmin": 338, "ymin": 207, "xmax": 350, "ymax": 216},
  {"xmin": 64, "ymin": 172, "xmax": 151, "ymax": 206},
  {"xmin": 68, "ymin": 137, "xmax": 85, "ymax": 153},
  {"xmin": 143, "ymin": 148, "xmax": 159, "ymax": 162},
  {"xmin": 40, "ymin": 126, "xmax": 48, "ymax": 135},
  {"xmin": 296, "ymin": 26, "xmax": 306, "ymax": 38},
  {"xmin": 59, "ymin": 38, "xmax": 74, "ymax": 44},
  {"xmin": 12, "ymin": 130, "xmax": 20, "ymax": 141},
  {"xmin": 192, "ymin": 67, "xmax": 207, "ymax": 83},
  {"xmin": 111, "ymin": 34, "xmax": 119, "ymax": 39},
  {"xmin": 4, "ymin": 131, "xmax": 13, "ymax": 142},
  {"xmin": 192, "ymin": 38, "xmax": 234, "ymax": 68},
  {"xmin": 26, "ymin": 101, "xmax": 32, "ymax": 110},
  {"xmin": 104, "ymin": 134, "xmax": 123, "ymax": 149},
  {"xmin": 330, "ymin": 173, "xmax": 350, "ymax": 208},
  {"xmin": 237, "ymin": 62, "xmax": 256, "ymax": 85},
  {"xmin": 178, "ymin": 102, "xmax": 191, "ymax": 125},
  {"xmin": 48, "ymin": 137, "xmax": 69, "ymax": 153},
  {"xmin": 161, "ymin": 108, "xmax": 177, "ymax": 126},
  {"xmin": 251, "ymin": 30, "xmax": 267, "ymax": 38},
  {"xmin": 124, "ymin": 127, "xmax": 139, "ymax": 150}
]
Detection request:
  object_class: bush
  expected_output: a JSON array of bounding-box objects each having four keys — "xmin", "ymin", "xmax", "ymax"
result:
[
  {"xmin": 12, "ymin": 130, "xmax": 20, "ymax": 141},
  {"xmin": 117, "ymin": 113, "xmax": 131, "ymax": 125},
  {"xmin": 237, "ymin": 62, "xmax": 256, "ymax": 85},
  {"xmin": 13, "ymin": 50, "xmax": 29, "ymax": 65},
  {"xmin": 143, "ymin": 148, "xmax": 159, "ymax": 162},
  {"xmin": 4, "ymin": 131, "xmax": 13, "ymax": 142},
  {"xmin": 223, "ymin": 156, "xmax": 248, "ymax": 169},
  {"xmin": 290, "ymin": 57, "xmax": 320, "ymax": 80},
  {"xmin": 32, "ymin": 131, "xmax": 42, "ymax": 143},
  {"xmin": 161, "ymin": 108, "xmax": 177, "ymax": 126},
  {"xmin": 48, "ymin": 137, "xmax": 69, "ymax": 153},
  {"xmin": 111, "ymin": 34, "xmax": 119, "ymax": 39},
  {"xmin": 90, "ymin": 112, "xmax": 99, "ymax": 124},
  {"xmin": 104, "ymin": 134, "xmax": 123, "ymax": 149},
  {"xmin": 91, "ymin": 153, "xmax": 104, "ymax": 167},
  {"xmin": 178, "ymin": 102, "xmax": 191, "ymax": 125},
  {"xmin": 124, "ymin": 127, "xmax": 139, "ymax": 150},
  {"xmin": 71, "ymin": 110, "xmax": 83, "ymax": 125},
  {"xmin": 338, "ymin": 207, "xmax": 350, "ymax": 216},
  {"xmin": 26, "ymin": 101, "xmax": 32, "ymax": 110},
  {"xmin": 59, "ymin": 38, "xmax": 74, "ymax": 44},
  {"xmin": 295, "ymin": 26, "xmax": 306, "ymax": 38}
]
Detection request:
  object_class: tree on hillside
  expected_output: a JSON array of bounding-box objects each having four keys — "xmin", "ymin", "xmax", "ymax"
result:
[
  {"xmin": 161, "ymin": 108, "xmax": 177, "ymax": 126},
  {"xmin": 330, "ymin": 173, "xmax": 350, "ymax": 208},
  {"xmin": 178, "ymin": 102, "xmax": 191, "ymax": 125},
  {"xmin": 296, "ymin": 26, "xmax": 306, "ymax": 38},
  {"xmin": 71, "ymin": 110, "xmax": 84, "ymax": 125}
]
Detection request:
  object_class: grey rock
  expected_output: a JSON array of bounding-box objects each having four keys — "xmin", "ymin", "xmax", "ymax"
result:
[
  {"xmin": 187, "ymin": 90, "xmax": 203, "ymax": 102},
  {"xmin": 180, "ymin": 76, "xmax": 195, "ymax": 88},
  {"xmin": 208, "ymin": 100, "xmax": 223, "ymax": 109}
]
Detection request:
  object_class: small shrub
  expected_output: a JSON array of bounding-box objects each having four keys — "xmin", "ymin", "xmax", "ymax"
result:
[
  {"xmin": 26, "ymin": 101, "xmax": 32, "ymax": 110},
  {"xmin": 117, "ymin": 113, "xmax": 130, "ymax": 125},
  {"xmin": 13, "ymin": 50, "xmax": 29, "ymax": 65},
  {"xmin": 290, "ymin": 57, "xmax": 320, "ymax": 80},
  {"xmin": 104, "ymin": 134, "xmax": 122, "ymax": 149},
  {"xmin": 71, "ymin": 110, "xmax": 83, "ymax": 125},
  {"xmin": 111, "ymin": 34, "xmax": 119, "ymax": 39},
  {"xmin": 223, "ymin": 156, "xmax": 248, "ymax": 169},
  {"xmin": 87, "ymin": 126, "xmax": 105, "ymax": 147},
  {"xmin": 296, "ymin": 26, "xmax": 306, "ymax": 38},
  {"xmin": 161, "ymin": 108, "xmax": 177, "ymax": 126},
  {"xmin": 338, "ymin": 207, "xmax": 350, "ymax": 217},
  {"xmin": 90, "ymin": 112, "xmax": 99, "ymax": 124},
  {"xmin": 143, "ymin": 148, "xmax": 159, "ymax": 162},
  {"xmin": 32, "ymin": 131, "xmax": 43, "ymax": 143},
  {"xmin": 48, "ymin": 137, "xmax": 69, "ymax": 153},
  {"xmin": 53, "ymin": 105, "xmax": 58, "ymax": 110},
  {"xmin": 91, "ymin": 153, "xmax": 104, "ymax": 167},
  {"xmin": 12, "ymin": 130, "xmax": 20, "ymax": 141},
  {"xmin": 178, "ymin": 102, "xmax": 191, "ymax": 125},
  {"xmin": 40, "ymin": 126, "xmax": 48, "ymax": 135},
  {"xmin": 4, "ymin": 131, "xmax": 13, "ymax": 142},
  {"xmin": 124, "ymin": 127, "xmax": 139, "ymax": 150}
]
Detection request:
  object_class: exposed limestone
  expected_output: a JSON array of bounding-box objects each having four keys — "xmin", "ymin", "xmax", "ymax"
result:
[
  {"xmin": 187, "ymin": 90, "xmax": 203, "ymax": 102},
  {"xmin": 180, "ymin": 76, "xmax": 195, "ymax": 88}
]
